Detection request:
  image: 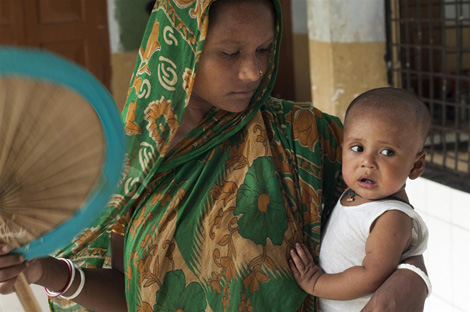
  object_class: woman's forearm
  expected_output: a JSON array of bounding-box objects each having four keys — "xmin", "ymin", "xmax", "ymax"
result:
[
  {"xmin": 403, "ymin": 254, "xmax": 427, "ymax": 273},
  {"xmin": 37, "ymin": 257, "xmax": 127, "ymax": 311},
  {"xmin": 314, "ymin": 265, "xmax": 389, "ymax": 300},
  {"xmin": 362, "ymin": 255, "xmax": 428, "ymax": 312}
]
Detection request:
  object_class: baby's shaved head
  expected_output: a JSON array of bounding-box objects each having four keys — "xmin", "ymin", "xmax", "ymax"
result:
[{"xmin": 345, "ymin": 87, "xmax": 431, "ymax": 149}]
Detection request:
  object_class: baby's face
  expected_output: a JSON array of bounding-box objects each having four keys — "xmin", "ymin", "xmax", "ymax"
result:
[{"xmin": 342, "ymin": 111, "xmax": 423, "ymax": 200}]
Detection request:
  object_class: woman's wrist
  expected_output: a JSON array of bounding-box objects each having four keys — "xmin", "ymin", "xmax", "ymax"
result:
[
  {"xmin": 397, "ymin": 263, "xmax": 432, "ymax": 297},
  {"xmin": 60, "ymin": 264, "xmax": 85, "ymax": 300},
  {"xmin": 36, "ymin": 257, "xmax": 70, "ymax": 292}
]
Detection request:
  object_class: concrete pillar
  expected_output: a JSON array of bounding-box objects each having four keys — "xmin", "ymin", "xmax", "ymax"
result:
[
  {"xmin": 307, "ymin": 0, "xmax": 388, "ymax": 120},
  {"xmin": 291, "ymin": 0, "xmax": 312, "ymax": 102}
]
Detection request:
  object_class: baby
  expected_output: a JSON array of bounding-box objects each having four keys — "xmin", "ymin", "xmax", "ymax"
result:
[{"xmin": 289, "ymin": 87, "xmax": 431, "ymax": 311}]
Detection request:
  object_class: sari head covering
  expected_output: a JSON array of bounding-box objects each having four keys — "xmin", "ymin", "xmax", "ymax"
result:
[{"xmin": 51, "ymin": 0, "xmax": 344, "ymax": 311}]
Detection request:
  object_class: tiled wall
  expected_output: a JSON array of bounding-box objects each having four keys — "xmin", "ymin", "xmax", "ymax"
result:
[{"xmin": 408, "ymin": 178, "xmax": 470, "ymax": 312}]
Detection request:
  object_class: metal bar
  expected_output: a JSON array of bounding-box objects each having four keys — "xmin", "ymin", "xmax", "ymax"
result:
[
  {"xmin": 440, "ymin": 0, "xmax": 448, "ymax": 170},
  {"xmin": 454, "ymin": 0, "xmax": 462, "ymax": 171},
  {"xmin": 385, "ymin": 0, "xmax": 394, "ymax": 85},
  {"xmin": 386, "ymin": 0, "xmax": 469, "ymax": 176}
]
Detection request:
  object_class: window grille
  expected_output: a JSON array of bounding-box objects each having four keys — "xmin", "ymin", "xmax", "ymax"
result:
[{"xmin": 386, "ymin": 0, "xmax": 470, "ymax": 190}]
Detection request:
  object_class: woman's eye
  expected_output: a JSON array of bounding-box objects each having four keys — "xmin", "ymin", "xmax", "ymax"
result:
[
  {"xmin": 257, "ymin": 47, "xmax": 271, "ymax": 53},
  {"xmin": 380, "ymin": 149, "xmax": 395, "ymax": 156},
  {"xmin": 350, "ymin": 145, "xmax": 363, "ymax": 153},
  {"xmin": 222, "ymin": 51, "xmax": 239, "ymax": 57}
]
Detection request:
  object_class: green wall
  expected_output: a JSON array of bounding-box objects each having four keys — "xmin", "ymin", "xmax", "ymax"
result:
[{"xmin": 115, "ymin": 0, "xmax": 152, "ymax": 51}]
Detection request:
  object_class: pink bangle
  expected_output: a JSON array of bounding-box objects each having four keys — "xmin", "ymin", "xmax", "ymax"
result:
[{"xmin": 44, "ymin": 258, "xmax": 75, "ymax": 297}]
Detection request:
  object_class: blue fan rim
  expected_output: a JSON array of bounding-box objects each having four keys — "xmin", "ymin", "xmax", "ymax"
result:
[{"xmin": 0, "ymin": 47, "xmax": 126, "ymax": 259}]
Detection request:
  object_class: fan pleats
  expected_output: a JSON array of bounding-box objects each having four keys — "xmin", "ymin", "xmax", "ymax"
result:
[{"xmin": 0, "ymin": 77, "xmax": 105, "ymax": 249}]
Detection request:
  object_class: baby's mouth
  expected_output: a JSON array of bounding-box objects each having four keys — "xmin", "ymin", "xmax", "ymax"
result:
[
  {"xmin": 359, "ymin": 178, "xmax": 375, "ymax": 184},
  {"xmin": 357, "ymin": 176, "xmax": 377, "ymax": 189}
]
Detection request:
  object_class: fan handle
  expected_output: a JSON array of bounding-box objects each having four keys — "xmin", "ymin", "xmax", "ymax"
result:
[{"xmin": 13, "ymin": 273, "xmax": 41, "ymax": 312}]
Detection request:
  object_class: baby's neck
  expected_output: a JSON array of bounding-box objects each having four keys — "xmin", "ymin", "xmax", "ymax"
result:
[{"xmin": 341, "ymin": 188, "xmax": 409, "ymax": 206}]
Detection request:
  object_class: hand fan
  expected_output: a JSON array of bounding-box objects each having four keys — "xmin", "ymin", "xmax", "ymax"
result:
[{"xmin": 0, "ymin": 47, "xmax": 126, "ymax": 310}]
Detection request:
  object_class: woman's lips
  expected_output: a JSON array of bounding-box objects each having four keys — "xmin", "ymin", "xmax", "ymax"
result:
[{"xmin": 231, "ymin": 89, "xmax": 256, "ymax": 98}]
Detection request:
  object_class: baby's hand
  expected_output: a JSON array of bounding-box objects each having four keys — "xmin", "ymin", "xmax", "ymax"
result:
[{"xmin": 289, "ymin": 243, "xmax": 323, "ymax": 296}]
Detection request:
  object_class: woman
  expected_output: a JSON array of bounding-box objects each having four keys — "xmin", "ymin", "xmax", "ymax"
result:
[{"xmin": 0, "ymin": 0, "xmax": 428, "ymax": 311}]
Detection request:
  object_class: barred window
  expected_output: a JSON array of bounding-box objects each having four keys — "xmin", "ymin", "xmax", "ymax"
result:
[{"xmin": 386, "ymin": 0, "xmax": 470, "ymax": 191}]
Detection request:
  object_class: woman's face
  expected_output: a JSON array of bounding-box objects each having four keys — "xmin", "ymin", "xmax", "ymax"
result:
[{"xmin": 189, "ymin": 0, "xmax": 275, "ymax": 113}]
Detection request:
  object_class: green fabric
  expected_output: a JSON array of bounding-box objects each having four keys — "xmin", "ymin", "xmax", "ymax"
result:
[{"xmin": 50, "ymin": 0, "xmax": 344, "ymax": 311}]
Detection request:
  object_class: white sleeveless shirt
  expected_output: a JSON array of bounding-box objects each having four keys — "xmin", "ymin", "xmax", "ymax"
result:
[{"xmin": 318, "ymin": 192, "xmax": 428, "ymax": 312}]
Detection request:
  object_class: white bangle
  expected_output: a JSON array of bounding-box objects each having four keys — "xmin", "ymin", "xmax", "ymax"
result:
[
  {"xmin": 61, "ymin": 264, "xmax": 85, "ymax": 300},
  {"xmin": 397, "ymin": 263, "xmax": 432, "ymax": 297}
]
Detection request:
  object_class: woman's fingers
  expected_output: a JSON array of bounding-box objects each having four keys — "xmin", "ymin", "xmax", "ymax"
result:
[
  {"xmin": 0, "ymin": 252, "xmax": 25, "ymax": 269},
  {"xmin": 0, "ymin": 244, "xmax": 28, "ymax": 294},
  {"xmin": 0, "ymin": 260, "xmax": 27, "ymax": 280},
  {"xmin": 0, "ymin": 244, "xmax": 11, "ymax": 256},
  {"xmin": 0, "ymin": 276, "xmax": 21, "ymax": 295},
  {"xmin": 0, "ymin": 261, "xmax": 29, "ymax": 294}
]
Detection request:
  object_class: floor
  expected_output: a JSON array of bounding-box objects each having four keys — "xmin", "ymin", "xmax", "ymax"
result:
[{"xmin": 0, "ymin": 285, "xmax": 49, "ymax": 312}]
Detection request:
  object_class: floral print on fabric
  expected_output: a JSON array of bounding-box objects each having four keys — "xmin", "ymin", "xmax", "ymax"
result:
[
  {"xmin": 154, "ymin": 270, "xmax": 206, "ymax": 312},
  {"xmin": 234, "ymin": 157, "xmax": 288, "ymax": 246},
  {"xmin": 144, "ymin": 96, "xmax": 178, "ymax": 151}
]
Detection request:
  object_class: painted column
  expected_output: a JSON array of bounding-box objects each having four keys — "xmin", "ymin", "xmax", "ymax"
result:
[
  {"xmin": 307, "ymin": 0, "xmax": 388, "ymax": 120},
  {"xmin": 107, "ymin": 0, "xmax": 150, "ymax": 109},
  {"xmin": 291, "ymin": 0, "xmax": 312, "ymax": 102}
]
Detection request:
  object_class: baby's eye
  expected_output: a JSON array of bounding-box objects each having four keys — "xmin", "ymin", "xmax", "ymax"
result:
[
  {"xmin": 350, "ymin": 145, "xmax": 363, "ymax": 153},
  {"xmin": 380, "ymin": 149, "xmax": 395, "ymax": 156}
]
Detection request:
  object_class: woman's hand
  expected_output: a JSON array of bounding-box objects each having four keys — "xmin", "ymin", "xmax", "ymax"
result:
[
  {"xmin": 0, "ymin": 244, "xmax": 43, "ymax": 294},
  {"xmin": 361, "ymin": 255, "xmax": 427, "ymax": 312}
]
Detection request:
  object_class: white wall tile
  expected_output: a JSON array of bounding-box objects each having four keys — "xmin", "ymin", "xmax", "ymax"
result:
[
  {"xmin": 425, "ymin": 294, "xmax": 467, "ymax": 312},
  {"xmin": 425, "ymin": 180, "xmax": 453, "ymax": 223},
  {"xmin": 413, "ymin": 177, "xmax": 470, "ymax": 312},
  {"xmin": 424, "ymin": 215, "xmax": 454, "ymax": 301},
  {"xmin": 451, "ymin": 226, "xmax": 470, "ymax": 311},
  {"xmin": 407, "ymin": 177, "xmax": 427, "ymax": 212},
  {"xmin": 450, "ymin": 188, "xmax": 470, "ymax": 230}
]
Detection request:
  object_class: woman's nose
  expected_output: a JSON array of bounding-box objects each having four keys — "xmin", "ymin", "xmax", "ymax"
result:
[{"xmin": 238, "ymin": 56, "xmax": 260, "ymax": 82}]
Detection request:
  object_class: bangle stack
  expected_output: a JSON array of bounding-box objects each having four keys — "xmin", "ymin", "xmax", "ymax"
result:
[
  {"xmin": 43, "ymin": 258, "xmax": 75, "ymax": 297},
  {"xmin": 397, "ymin": 263, "xmax": 432, "ymax": 297},
  {"xmin": 43, "ymin": 258, "xmax": 86, "ymax": 300},
  {"xmin": 61, "ymin": 264, "xmax": 85, "ymax": 300}
]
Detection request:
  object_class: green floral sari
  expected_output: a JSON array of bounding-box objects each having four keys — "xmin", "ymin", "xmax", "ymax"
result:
[{"xmin": 50, "ymin": 0, "xmax": 343, "ymax": 311}]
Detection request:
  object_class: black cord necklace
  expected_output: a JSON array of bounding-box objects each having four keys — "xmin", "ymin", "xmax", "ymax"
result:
[
  {"xmin": 346, "ymin": 188, "xmax": 408, "ymax": 204},
  {"xmin": 346, "ymin": 188, "xmax": 359, "ymax": 202}
]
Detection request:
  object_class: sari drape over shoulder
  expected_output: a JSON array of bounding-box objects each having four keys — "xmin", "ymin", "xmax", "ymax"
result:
[{"xmin": 50, "ymin": 0, "xmax": 344, "ymax": 311}]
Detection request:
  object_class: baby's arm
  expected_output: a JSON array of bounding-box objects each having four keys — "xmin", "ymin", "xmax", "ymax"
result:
[{"xmin": 289, "ymin": 210, "xmax": 412, "ymax": 300}]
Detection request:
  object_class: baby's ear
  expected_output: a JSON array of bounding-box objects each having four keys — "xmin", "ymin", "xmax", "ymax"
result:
[{"xmin": 409, "ymin": 151, "xmax": 426, "ymax": 180}]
